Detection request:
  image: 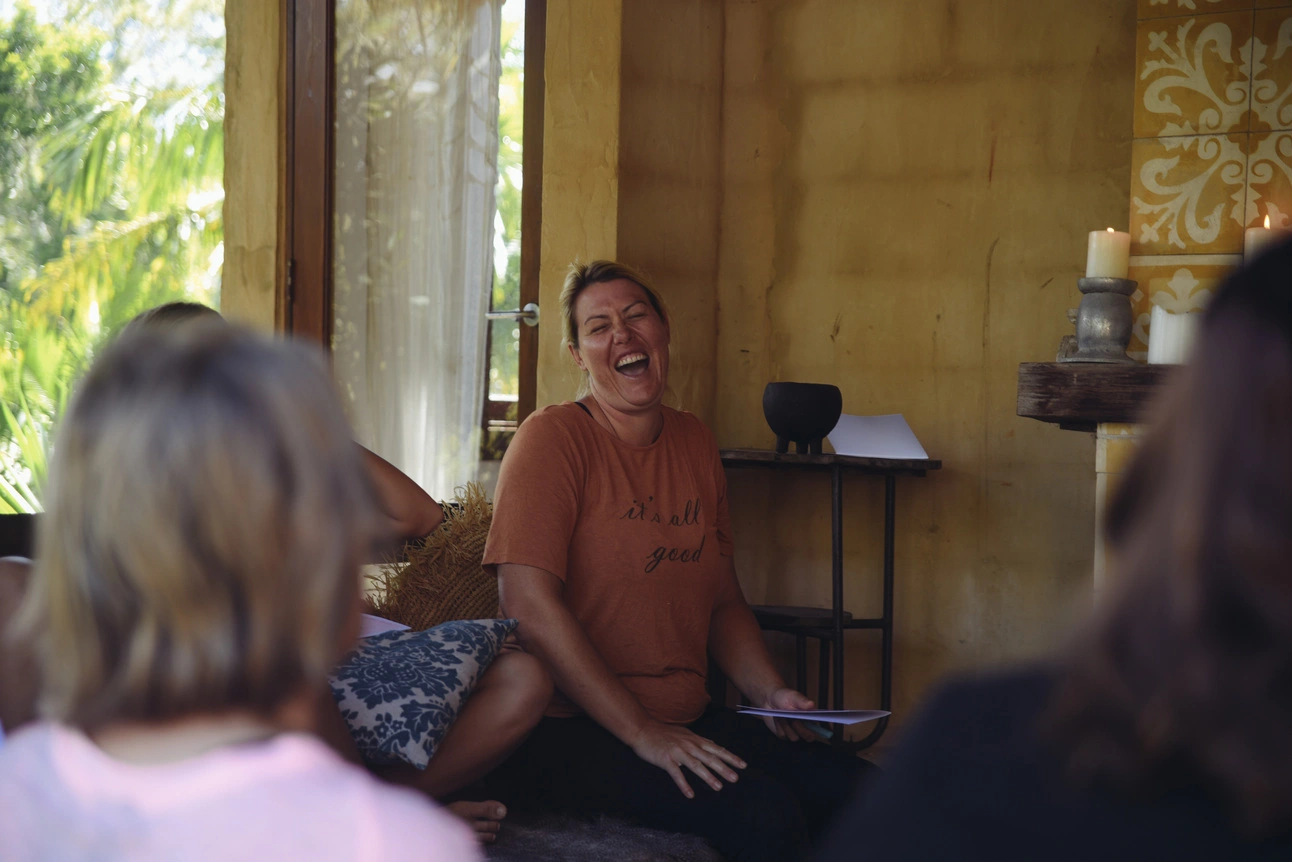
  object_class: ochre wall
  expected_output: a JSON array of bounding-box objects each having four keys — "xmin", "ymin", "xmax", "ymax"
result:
[
  {"xmin": 710, "ymin": 0, "xmax": 1134, "ymax": 732},
  {"xmin": 535, "ymin": 0, "xmax": 624, "ymax": 405},
  {"xmin": 616, "ymin": 0, "xmax": 725, "ymax": 426},
  {"xmin": 221, "ymin": 0, "xmax": 280, "ymax": 331}
]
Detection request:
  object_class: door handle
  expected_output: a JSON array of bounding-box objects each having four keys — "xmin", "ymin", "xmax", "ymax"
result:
[{"xmin": 485, "ymin": 302, "xmax": 540, "ymax": 327}]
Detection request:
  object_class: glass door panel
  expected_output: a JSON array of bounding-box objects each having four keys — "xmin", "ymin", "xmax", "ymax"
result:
[{"xmin": 331, "ymin": 0, "xmax": 502, "ymax": 500}]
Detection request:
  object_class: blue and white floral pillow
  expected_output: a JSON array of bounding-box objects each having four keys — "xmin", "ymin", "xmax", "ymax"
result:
[{"xmin": 329, "ymin": 618, "xmax": 517, "ymax": 769}]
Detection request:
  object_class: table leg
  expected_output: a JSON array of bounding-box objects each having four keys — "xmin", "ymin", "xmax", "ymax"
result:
[
  {"xmin": 817, "ymin": 639, "xmax": 830, "ymax": 708},
  {"xmin": 831, "ymin": 464, "xmax": 844, "ymax": 711},
  {"xmin": 854, "ymin": 474, "xmax": 896, "ymax": 750},
  {"xmin": 795, "ymin": 633, "xmax": 807, "ymax": 693},
  {"xmin": 881, "ymin": 473, "xmax": 895, "ymax": 712}
]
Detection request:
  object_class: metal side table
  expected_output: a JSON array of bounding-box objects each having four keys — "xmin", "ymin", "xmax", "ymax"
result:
[{"xmin": 719, "ymin": 449, "xmax": 940, "ymax": 749}]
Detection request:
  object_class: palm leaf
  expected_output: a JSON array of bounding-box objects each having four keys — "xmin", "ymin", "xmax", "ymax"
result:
[{"xmin": 42, "ymin": 82, "xmax": 224, "ymax": 226}]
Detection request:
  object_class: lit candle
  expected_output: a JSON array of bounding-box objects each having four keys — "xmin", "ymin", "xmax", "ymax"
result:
[
  {"xmin": 1243, "ymin": 214, "xmax": 1290, "ymax": 260},
  {"xmin": 1086, "ymin": 227, "xmax": 1131, "ymax": 279}
]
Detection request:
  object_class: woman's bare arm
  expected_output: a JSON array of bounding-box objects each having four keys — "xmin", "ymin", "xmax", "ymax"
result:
[
  {"xmin": 360, "ymin": 447, "xmax": 444, "ymax": 541},
  {"xmin": 708, "ymin": 556, "xmax": 815, "ymax": 741},
  {"xmin": 498, "ymin": 563, "xmax": 747, "ymax": 797}
]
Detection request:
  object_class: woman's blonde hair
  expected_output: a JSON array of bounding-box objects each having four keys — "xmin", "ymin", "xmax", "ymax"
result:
[{"xmin": 21, "ymin": 323, "xmax": 381, "ymax": 729}]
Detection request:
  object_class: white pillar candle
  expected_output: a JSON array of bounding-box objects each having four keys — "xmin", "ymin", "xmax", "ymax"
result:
[
  {"xmin": 1243, "ymin": 214, "xmax": 1290, "ymax": 260},
  {"xmin": 1147, "ymin": 305, "xmax": 1200, "ymax": 365},
  {"xmin": 1086, "ymin": 228, "xmax": 1131, "ymax": 278}
]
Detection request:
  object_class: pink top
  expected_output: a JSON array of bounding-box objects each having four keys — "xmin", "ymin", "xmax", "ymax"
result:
[{"xmin": 0, "ymin": 722, "xmax": 479, "ymax": 861}]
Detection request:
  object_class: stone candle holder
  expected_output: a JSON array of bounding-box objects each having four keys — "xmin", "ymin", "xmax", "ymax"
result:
[{"xmin": 1057, "ymin": 276, "xmax": 1137, "ymax": 365}]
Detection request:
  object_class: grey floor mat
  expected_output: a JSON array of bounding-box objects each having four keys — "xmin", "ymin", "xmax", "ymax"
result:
[{"xmin": 485, "ymin": 813, "xmax": 723, "ymax": 862}]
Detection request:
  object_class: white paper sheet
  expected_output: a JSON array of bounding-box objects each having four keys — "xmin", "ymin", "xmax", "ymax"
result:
[
  {"xmin": 359, "ymin": 613, "xmax": 410, "ymax": 638},
  {"xmin": 735, "ymin": 706, "xmax": 890, "ymax": 726},
  {"xmin": 827, "ymin": 414, "xmax": 928, "ymax": 460}
]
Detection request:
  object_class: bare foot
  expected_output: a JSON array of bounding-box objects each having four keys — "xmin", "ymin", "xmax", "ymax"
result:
[{"xmin": 447, "ymin": 800, "xmax": 507, "ymax": 844}]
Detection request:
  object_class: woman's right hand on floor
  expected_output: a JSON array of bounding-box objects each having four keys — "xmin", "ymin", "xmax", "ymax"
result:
[{"xmin": 629, "ymin": 721, "xmax": 747, "ymax": 799}]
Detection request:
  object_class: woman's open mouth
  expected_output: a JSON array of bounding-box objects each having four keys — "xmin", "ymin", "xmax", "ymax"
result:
[{"xmin": 614, "ymin": 353, "xmax": 650, "ymax": 377}]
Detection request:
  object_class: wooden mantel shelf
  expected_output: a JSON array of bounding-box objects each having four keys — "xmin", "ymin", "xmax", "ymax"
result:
[{"xmin": 1016, "ymin": 362, "xmax": 1178, "ymax": 432}]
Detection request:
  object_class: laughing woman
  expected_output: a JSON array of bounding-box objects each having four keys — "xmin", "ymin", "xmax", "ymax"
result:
[{"xmin": 483, "ymin": 261, "xmax": 874, "ymax": 861}]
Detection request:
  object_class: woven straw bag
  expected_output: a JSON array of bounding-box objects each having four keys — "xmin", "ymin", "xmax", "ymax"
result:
[{"xmin": 365, "ymin": 482, "xmax": 500, "ymax": 631}]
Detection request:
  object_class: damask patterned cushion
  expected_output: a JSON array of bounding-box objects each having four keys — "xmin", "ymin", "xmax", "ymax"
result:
[{"xmin": 328, "ymin": 618, "xmax": 517, "ymax": 769}]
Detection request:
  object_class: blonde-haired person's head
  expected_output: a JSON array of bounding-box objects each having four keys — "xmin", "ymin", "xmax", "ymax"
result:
[
  {"xmin": 22, "ymin": 322, "xmax": 381, "ymax": 730},
  {"xmin": 559, "ymin": 260, "xmax": 672, "ymax": 397},
  {"xmin": 559, "ymin": 260, "xmax": 670, "ymax": 351}
]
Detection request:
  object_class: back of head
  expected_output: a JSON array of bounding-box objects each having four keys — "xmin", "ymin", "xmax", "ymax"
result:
[
  {"xmin": 119, "ymin": 301, "xmax": 223, "ymax": 339},
  {"xmin": 1051, "ymin": 238, "xmax": 1292, "ymax": 831},
  {"xmin": 23, "ymin": 323, "xmax": 380, "ymax": 729}
]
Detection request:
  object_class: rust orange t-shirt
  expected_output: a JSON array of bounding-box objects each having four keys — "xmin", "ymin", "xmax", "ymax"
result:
[{"xmin": 483, "ymin": 402, "xmax": 734, "ymax": 725}]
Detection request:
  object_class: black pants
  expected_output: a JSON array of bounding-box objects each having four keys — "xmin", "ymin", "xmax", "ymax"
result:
[{"xmin": 488, "ymin": 707, "xmax": 876, "ymax": 861}]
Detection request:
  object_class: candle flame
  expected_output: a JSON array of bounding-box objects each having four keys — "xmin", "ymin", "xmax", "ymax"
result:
[
  {"xmin": 1265, "ymin": 214, "xmax": 1271, "ymax": 229},
  {"xmin": 1106, "ymin": 227, "xmax": 1115, "ymax": 232}
]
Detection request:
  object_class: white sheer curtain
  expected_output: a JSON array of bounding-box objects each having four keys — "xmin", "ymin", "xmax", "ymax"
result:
[{"xmin": 333, "ymin": 0, "xmax": 501, "ymax": 500}]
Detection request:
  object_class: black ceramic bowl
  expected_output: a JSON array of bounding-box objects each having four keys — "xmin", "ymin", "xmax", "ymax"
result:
[{"xmin": 762, "ymin": 382, "xmax": 843, "ymax": 454}]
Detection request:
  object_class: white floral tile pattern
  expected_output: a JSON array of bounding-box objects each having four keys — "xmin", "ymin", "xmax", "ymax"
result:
[
  {"xmin": 1246, "ymin": 130, "xmax": 1292, "ymax": 224},
  {"xmin": 1135, "ymin": 12, "xmax": 1255, "ymax": 137},
  {"xmin": 1252, "ymin": 8, "xmax": 1292, "ymax": 130},
  {"xmin": 1140, "ymin": 0, "xmax": 1255, "ymax": 19},
  {"xmin": 1131, "ymin": 134, "xmax": 1249, "ymax": 253}
]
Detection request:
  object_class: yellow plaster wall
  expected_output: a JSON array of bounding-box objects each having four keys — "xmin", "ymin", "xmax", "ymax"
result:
[
  {"xmin": 712, "ymin": 0, "xmax": 1136, "ymax": 729},
  {"xmin": 536, "ymin": 0, "xmax": 624, "ymax": 406},
  {"xmin": 221, "ymin": 0, "xmax": 281, "ymax": 331},
  {"xmin": 616, "ymin": 0, "xmax": 725, "ymax": 427}
]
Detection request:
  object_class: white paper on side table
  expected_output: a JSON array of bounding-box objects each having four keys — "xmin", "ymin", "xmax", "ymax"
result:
[
  {"xmin": 827, "ymin": 414, "xmax": 928, "ymax": 460},
  {"xmin": 735, "ymin": 707, "xmax": 890, "ymax": 726}
]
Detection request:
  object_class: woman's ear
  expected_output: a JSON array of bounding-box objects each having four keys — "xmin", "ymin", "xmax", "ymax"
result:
[{"xmin": 567, "ymin": 341, "xmax": 585, "ymax": 371}]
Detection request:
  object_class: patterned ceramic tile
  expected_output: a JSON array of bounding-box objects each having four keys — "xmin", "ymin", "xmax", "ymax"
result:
[
  {"xmin": 1256, "ymin": 0, "xmax": 1292, "ymax": 9},
  {"xmin": 1252, "ymin": 7, "xmax": 1292, "ymax": 129},
  {"xmin": 1246, "ymin": 129, "xmax": 1292, "ymax": 223},
  {"xmin": 1126, "ymin": 256, "xmax": 1236, "ymax": 358},
  {"xmin": 1131, "ymin": 134, "xmax": 1249, "ymax": 253},
  {"xmin": 1135, "ymin": 12, "xmax": 1255, "ymax": 137},
  {"xmin": 1140, "ymin": 0, "xmax": 1254, "ymax": 19}
]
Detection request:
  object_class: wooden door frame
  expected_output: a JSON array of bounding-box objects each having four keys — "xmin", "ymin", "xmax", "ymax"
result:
[
  {"xmin": 283, "ymin": 0, "xmax": 334, "ymax": 346},
  {"xmin": 516, "ymin": 0, "xmax": 543, "ymax": 422},
  {"xmin": 282, "ymin": 0, "xmax": 544, "ymax": 422}
]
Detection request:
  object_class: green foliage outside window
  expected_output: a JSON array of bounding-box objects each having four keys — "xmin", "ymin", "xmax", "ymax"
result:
[
  {"xmin": 488, "ymin": 3, "xmax": 523, "ymax": 401},
  {"xmin": 0, "ymin": 0, "xmax": 223, "ymax": 512}
]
